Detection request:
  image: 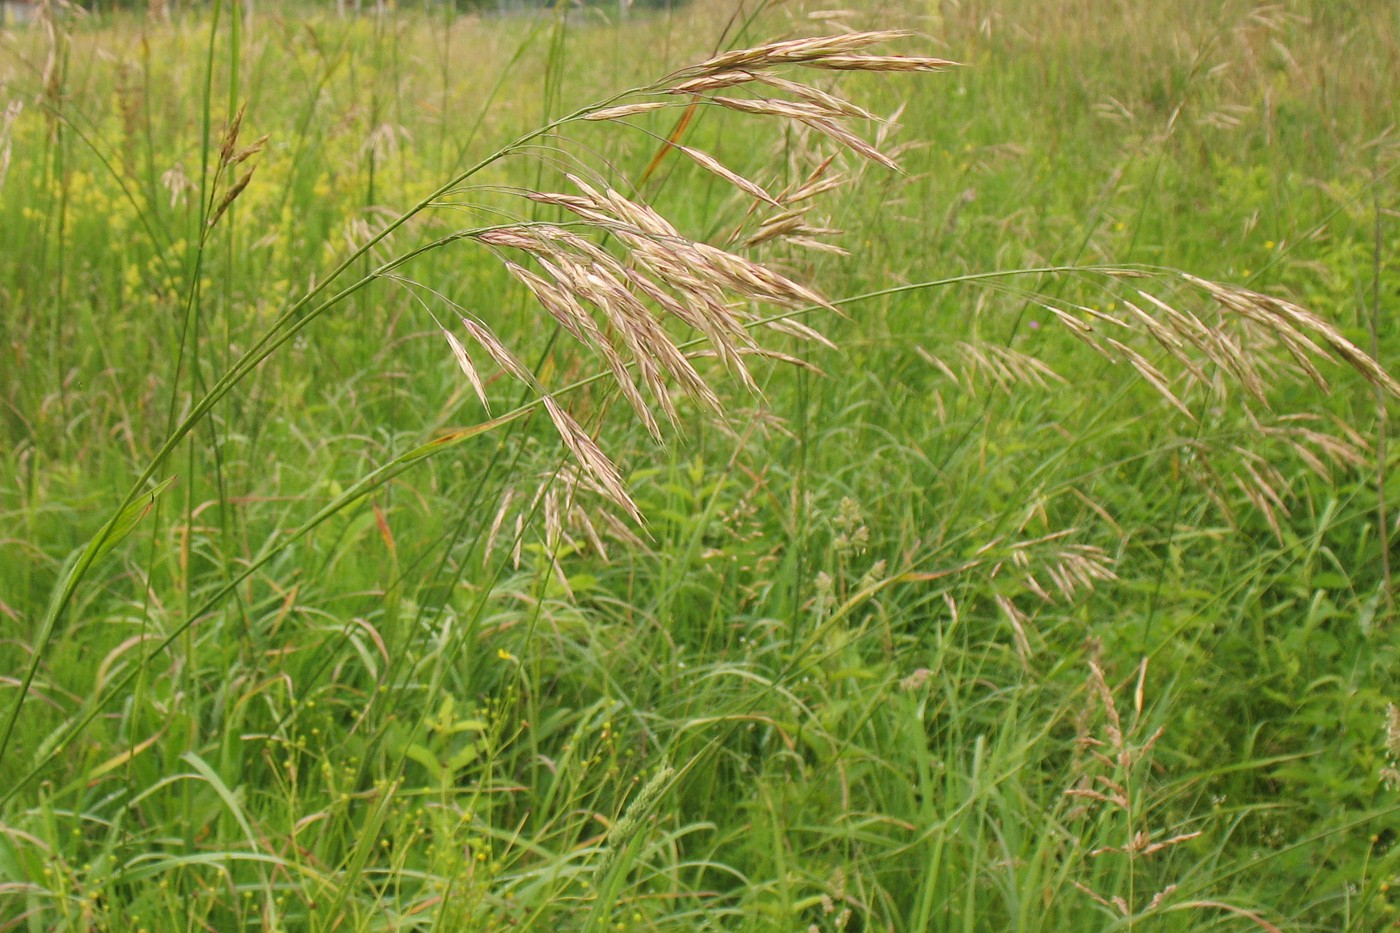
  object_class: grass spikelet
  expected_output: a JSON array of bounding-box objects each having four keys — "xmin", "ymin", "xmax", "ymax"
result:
[
  {"xmin": 1103, "ymin": 337, "xmax": 1195, "ymax": 418},
  {"xmin": 668, "ymin": 71, "xmax": 757, "ymax": 94},
  {"xmin": 1383, "ymin": 705, "xmax": 1400, "ymax": 791},
  {"xmin": 542, "ymin": 396, "xmax": 640, "ymax": 524},
  {"xmin": 690, "ymin": 240, "xmax": 835, "ymax": 310},
  {"xmin": 483, "ymin": 487, "xmax": 515, "ymax": 567},
  {"xmin": 673, "ymin": 144, "xmax": 782, "ymax": 206},
  {"xmin": 752, "ymin": 72, "xmax": 877, "ymax": 120},
  {"xmin": 799, "ymin": 54, "xmax": 959, "ymax": 72},
  {"xmin": 216, "ymin": 102, "xmax": 246, "ymax": 165},
  {"xmin": 994, "ymin": 594, "xmax": 1034, "ymax": 671},
  {"xmin": 1118, "ymin": 299, "xmax": 1211, "ymax": 385},
  {"xmin": 583, "ymin": 101, "xmax": 673, "ymax": 121},
  {"xmin": 711, "ymin": 94, "xmax": 845, "ymax": 123},
  {"xmin": 804, "ymin": 117, "xmax": 902, "ymax": 170},
  {"xmin": 676, "ymin": 30, "xmax": 915, "ymax": 76},
  {"xmin": 475, "ymin": 226, "xmax": 550, "ymax": 251},
  {"xmin": 440, "ymin": 326, "xmax": 490, "ymax": 413},
  {"xmin": 1186, "ymin": 273, "xmax": 1400, "ymax": 397},
  {"xmin": 227, "ymin": 134, "xmax": 269, "ymax": 167},
  {"xmin": 502, "ymin": 260, "xmax": 589, "ymax": 344},
  {"xmin": 206, "ymin": 167, "xmax": 255, "ymax": 229},
  {"xmin": 511, "ymin": 173, "xmax": 834, "ymax": 393},
  {"xmin": 458, "ymin": 315, "xmax": 536, "ymax": 387},
  {"xmin": 926, "ymin": 342, "xmax": 1067, "ymax": 395},
  {"xmin": 0, "ymin": 100, "xmax": 21, "ymax": 192},
  {"xmin": 741, "ymin": 210, "xmax": 844, "ymax": 249},
  {"xmin": 755, "ymin": 316, "xmax": 838, "ymax": 348},
  {"xmin": 780, "ymin": 153, "xmax": 847, "ymax": 204}
]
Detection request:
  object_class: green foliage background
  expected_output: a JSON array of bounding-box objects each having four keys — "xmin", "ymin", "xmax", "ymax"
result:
[{"xmin": 0, "ymin": 0, "xmax": 1397, "ymax": 929}]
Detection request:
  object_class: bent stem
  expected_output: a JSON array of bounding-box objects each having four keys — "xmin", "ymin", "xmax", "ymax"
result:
[
  {"xmin": 1, "ymin": 28, "xmax": 961, "ymax": 764},
  {"xmin": 0, "ymin": 262, "xmax": 1117, "ymax": 802},
  {"xmin": 0, "ymin": 86, "xmax": 645, "ymax": 766}
]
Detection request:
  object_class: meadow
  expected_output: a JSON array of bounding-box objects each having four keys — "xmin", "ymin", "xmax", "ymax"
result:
[{"xmin": 1, "ymin": 0, "xmax": 1398, "ymax": 929}]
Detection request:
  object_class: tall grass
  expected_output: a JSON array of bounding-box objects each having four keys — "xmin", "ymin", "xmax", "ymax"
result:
[{"xmin": 1, "ymin": 0, "xmax": 1398, "ymax": 929}]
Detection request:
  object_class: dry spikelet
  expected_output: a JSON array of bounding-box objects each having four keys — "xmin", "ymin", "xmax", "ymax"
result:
[
  {"xmin": 689, "ymin": 345, "xmax": 828, "ymax": 376},
  {"xmin": 942, "ymin": 342, "xmax": 1067, "ymax": 394},
  {"xmin": 799, "ymin": 54, "xmax": 958, "ymax": 72},
  {"xmin": 756, "ymin": 316, "xmax": 838, "ymax": 348},
  {"xmin": 1261, "ymin": 415, "xmax": 1371, "ymax": 477},
  {"xmin": 565, "ymin": 180, "xmax": 833, "ymax": 349},
  {"xmin": 1104, "ymin": 337, "xmax": 1195, "ymax": 418},
  {"xmin": 584, "ymin": 101, "xmax": 672, "ymax": 121},
  {"xmin": 615, "ymin": 245, "xmax": 756, "ymax": 377},
  {"xmin": 539, "ymin": 478, "xmax": 563, "ymax": 555},
  {"xmin": 1134, "ymin": 290, "xmax": 1215, "ymax": 352},
  {"xmin": 459, "ymin": 316, "xmax": 536, "ymax": 387},
  {"xmin": 1188, "ymin": 273, "xmax": 1400, "ymax": 397},
  {"xmin": 737, "ymin": 210, "xmax": 799, "ymax": 247},
  {"xmin": 1119, "ymin": 299, "xmax": 1210, "ymax": 386},
  {"xmin": 541, "ymin": 397, "xmax": 641, "ymax": 524},
  {"xmin": 690, "ymin": 240, "xmax": 836, "ymax": 310},
  {"xmin": 523, "ymin": 191, "xmax": 614, "ymax": 226},
  {"xmin": 620, "ymin": 263, "xmax": 752, "ymax": 360},
  {"xmin": 0, "ymin": 101, "xmax": 23, "ymax": 193},
  {"xmin": 502, "ymin": 261, "xmax": 587, "ymax": 344},
  {"xmin": 217, "ymin": 103, "xmax": 246, "ymax": 165},
  {"xmin": 576, "ymin": 261, "xmax": 716, "ymax": 421},
  {"xmin": 228, "ymin": 134, "xmax": 269, "ymax": 167},
  {"xmin": 1236, "ymin": 452, "xmax": 1289, "ymax": 512},
  {"xmin": 483, "ymin": 488, "xmax": 516, "ymax": 567},
  {"xmin": 441, "ymin": 326, "xmax": 490, "ymax": 413},
  {"xmin": 674, "ymin": 144, "xmax": 782, "ymax": 206},
  {"xmin": 675, "ymin": 31, "xmax": 915, "ymax": 76},
  {"xmin": 743, "ymin": 210, "xmax": 844, "ymax": 249},
  {"xmin": 1086, "ymin": 660, "xmax": 1124, "ymax": 751},
  {"xmin": 1108, "ymin": 276, "xmax": 1400, "ymax": 419},
  {"xmin": 781, "ymin": 153, "xmax": 848, "ymax": 204},
  {"xmin": 571, "ymin": 500, "xmax": 609, "ymax": 561},
  {"xmin": 994, "ymin": 595, "xmax": 1034, "ymax": 672},
  {"xmin": 709, "ymin": 95, "xmax": 903, "ymax": 172},
  {"xmin": 752, "ymin": 72, "xmax": 877, "ymax": 120},
  {"xmin": 1042, "ymin": 301, "xmax": 1095, "ymax": 335},
  {"xmin": 782, "ymin": 236, "xmax": 850, "ymax": 256},
  {"xmin": 807, "ymin": 117, "xmax": 903, "ymax": 170},
  {"xmin": 207, "ymin": 167, "xmax": 256, "ymax": 229},
  {"xmin": 669, "ymin": 71, "xmax": 757, "ymax": 94},
  {"xmin": 711, "ymin": 94, "xmax": 843, "ymax": 122},
  {"xmin": 1206, "ymin": 328, "xmax": 1271, "ymax": 403},
  {"xmin": 476, "ymin": 226, "xmax": 550, "ymax": 252},
  {"xmin": 1382, "ymin": 704, "xmax": 1400, "ymax": 790},
  {"xmin": 1066, "ymin": 655, "xmax": 1252, "ymax": 933},
  {"xmin": 160, "ymin": 163, "xmax": 195, "ymax": 208}
]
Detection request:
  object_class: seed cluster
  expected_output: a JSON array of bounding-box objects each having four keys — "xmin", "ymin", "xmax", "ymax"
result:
[{"xmin": 439, "ymin": 33, "xmax": 954, "ymax": 517}]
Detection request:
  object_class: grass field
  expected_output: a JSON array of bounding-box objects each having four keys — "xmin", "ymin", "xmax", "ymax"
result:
[{"xmin": 1, "ymin": 0, "xmax": 1398, "ymax": 929}]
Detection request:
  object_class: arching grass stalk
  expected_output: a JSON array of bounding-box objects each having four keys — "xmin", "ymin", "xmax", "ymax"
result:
[
  {"xmin": 6, "ymin": 218, "xmax": 1399, "ymax": 799},
  {"xmin": 0, "ymin": 28, "xmax": 957, "ymax": 770},
  {"xmin": 0, "ymin": 262, "xmax": 1106, "ymax": 808}
]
